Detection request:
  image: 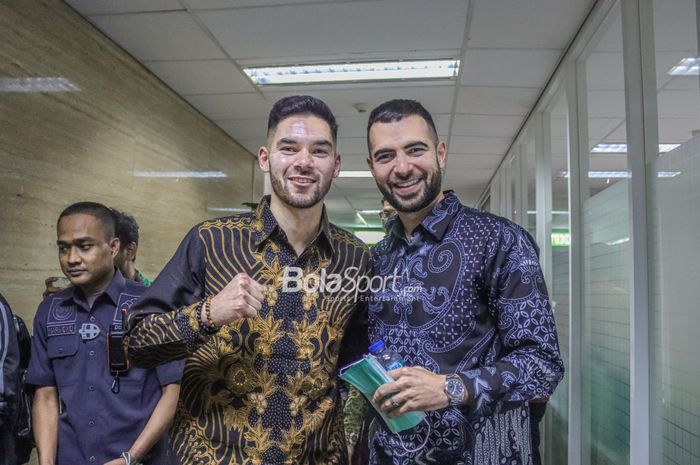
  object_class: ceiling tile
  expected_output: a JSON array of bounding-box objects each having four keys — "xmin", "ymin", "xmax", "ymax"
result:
[
  {"xmin": 456, "ymin": 86, "xmax": 539, "ymax": 115},
  {"xmin": 233, "ymin": 138, "xmax": 262, "ymax": 155},
  {"xmin": 66, "ymin": 0, "xmax": 182, "ymax": 15},
  {"xmin": 461, "ymin": 49, "xmax": 561, "ymax": 87},
  {"xmin": 188, "ymin": 0, "xmax": 339, "ymax": 8},
  {"xmin": 448, "ymin": 136, "xmax": 511, "ymax": 154},
  {"xmin": 658, "ymin": 118, "xmax": 700, "ymax": 143},
  {"xmin": 337, "ymin": 137, "xmax": 369, "ymax": 154},
  {"xmin": 468, "ymin": 0, "xmax": 593, "ymax": 49},
  {"xmin": 335, "ymin": 114, "xmax": 450, "ymax": 138},
  {"xmin": 144, "ymin": 60, "xmax": 255, "ymax": 95},
  {"xmin": 451, "ymin": 114, "xmax": 523, "ymax": 137},
  {"xmin": 88, "ymin": 12, "xmax": 225, "ymax": 60},
  {"xmin": 197, "ymin": 0, "xmax": 468, "ymax": 60},
  {"xmin": 261, "ymin": 86, "xmax": 456, "ymax": 117},
  {"xmin": 185, "ymin": 93, "xmax": 268, "ymax": 119},
  {"xmin": 658, "ymin": 90, "xmax": 700, "ymax": 119},
  {"xmin": 586, "ymin": 52, "xmax": 625, "ymax": 91},
  {"xmin": 587, "ymin": 90, "xmax": 626, "ymax": 118},
  {"xmin": 445, "ymin": 154, "xmax": 503, "ymax": 170}
]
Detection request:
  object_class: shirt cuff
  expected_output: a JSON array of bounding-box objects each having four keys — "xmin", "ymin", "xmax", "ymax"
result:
[{"xmin": 175, "ymin": 302, "xmax": 210, "ymax": 353}]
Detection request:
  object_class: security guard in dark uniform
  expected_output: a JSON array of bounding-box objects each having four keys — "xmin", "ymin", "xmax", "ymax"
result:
[{"xmin": 27, "ymin": 202, "xmax": 183, "ymax": 465}]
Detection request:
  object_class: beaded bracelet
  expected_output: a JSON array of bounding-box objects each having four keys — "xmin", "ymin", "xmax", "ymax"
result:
[{"xmin": 198, "ymin": 296, "xmax": 219, "ymax": 334}]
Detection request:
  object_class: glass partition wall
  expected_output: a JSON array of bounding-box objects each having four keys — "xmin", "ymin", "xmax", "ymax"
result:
[{"xmin": 486, "ymin": 0, "xmax": 700, "ymax": 464}]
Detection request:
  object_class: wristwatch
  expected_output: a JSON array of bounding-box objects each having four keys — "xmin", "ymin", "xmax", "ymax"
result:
[{"xmin": 444, "ymin": 374, "xmax": 466, "ymax": 406}]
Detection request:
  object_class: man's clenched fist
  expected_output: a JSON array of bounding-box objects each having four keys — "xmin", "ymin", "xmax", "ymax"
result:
[{"xmin": 208, "ymin": 273, "xmax": 265, "ymax": 326}]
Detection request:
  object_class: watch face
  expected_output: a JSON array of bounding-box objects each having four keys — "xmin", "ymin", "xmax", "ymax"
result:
[{"xmin": 446, "ymin": 376, "xmax": 465, "ymax": 404}]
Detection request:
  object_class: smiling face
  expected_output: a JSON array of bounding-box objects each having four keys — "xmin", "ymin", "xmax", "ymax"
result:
[
  {"xmin": 57, "ymin": 213, "xmax": 119, "ymax": 295},
  {"xmin": 367, "ymin": 115, "xmax": 446, "ymax": 213},
  {"xmin": 258, "ymin": 114, "xmax": 340, "ymax": 209}
]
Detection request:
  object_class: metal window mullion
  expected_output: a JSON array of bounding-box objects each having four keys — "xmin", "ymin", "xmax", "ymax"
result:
[
  {"xmin": 621, "ymin": 0, "xmax": 658, "ymax": 463},
  {"xmin": 565, "ymin": 56, "xmax": 589, "ymax": 465},
  {"xmin": 535, "ymin": 112, "xmax": 553, "ymax": 283}
]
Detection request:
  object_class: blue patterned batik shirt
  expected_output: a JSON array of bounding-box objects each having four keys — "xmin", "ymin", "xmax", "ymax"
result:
[{"xmin": 368, "ymin": 191, "xmax": 564, "ymax": 465}]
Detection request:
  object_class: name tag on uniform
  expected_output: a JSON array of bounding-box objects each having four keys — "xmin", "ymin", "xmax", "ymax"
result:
[{"xmin": 79, "ymin": 323, "xmax": 101, "ymax": 341}]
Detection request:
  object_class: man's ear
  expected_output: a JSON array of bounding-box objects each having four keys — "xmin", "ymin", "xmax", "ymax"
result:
[
  {"xmin": 437, "ymin": 140, "xmax": 447, "ymax": 170},
  {"xmin": 258, "ymin": 146, "xmax": 270, "ymax": 173},
  {"xmin": 333, "ymin": 152, "xmax": 341, "ymax": 178},
  {"xmin": 125, "ymin": 242, "xmax": 138, "ymax": 262},
  {"xmin": 110, "ymin": 238, "xmax": 120, "ymax": 258}
]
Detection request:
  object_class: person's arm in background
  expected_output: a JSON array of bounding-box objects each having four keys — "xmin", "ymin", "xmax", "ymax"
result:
[
  {"xmin": 102, "ymin": 383, "xmax": 180, "ymax": 465},
  {"xmin": 33, "ymin": 386, "xmax": 59, "ymax": 465},
  {"xmin": 344, "ymin": 386, "xmax": 368, "ymax": 460},
  {"xmin": 0, "ymin": 294, "xmax": 20, "ymax": 430}
]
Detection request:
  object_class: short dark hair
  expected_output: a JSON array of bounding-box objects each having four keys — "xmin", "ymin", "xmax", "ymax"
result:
[
  {"xmin": 366, "ymin": 99, "xmax": 438, "ymax": 149},
  {"xmin": 113, "ymin": 209, "xmax": 139, "ymax": 250},
  {"xmin": 267, "ymin": 95, "xmax": 338, "ymax": 142},
  {"xmin": 58, "ymin": 201, "xmax": 116, "ymax": 239}
]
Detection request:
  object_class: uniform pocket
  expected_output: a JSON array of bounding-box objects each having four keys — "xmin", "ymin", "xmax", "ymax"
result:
[{"xmin": 47, "ymin": 335, "xmax": 80, "ymax": 386}]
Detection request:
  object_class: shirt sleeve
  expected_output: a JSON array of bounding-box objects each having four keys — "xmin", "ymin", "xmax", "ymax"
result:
[
  {"xmin": 460, "ymin": 221, "xmax": 564, "ymax": 417},
  {"xmin": 127, "ymin": 225, "xmax": 208, "ymax": 368},
  {"xmin": 154, "ymin": 358, "xmax": 185, "ymax": 387},
  {"xmin": 25, "ymin": 305, "xmax": 55, "ymax": 387}
]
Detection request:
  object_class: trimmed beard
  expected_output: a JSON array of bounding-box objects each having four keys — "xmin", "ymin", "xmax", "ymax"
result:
[
  {"xmin": 378, "ymin": 168, "xmax": 442, "ymax": 213},
  {"xmin": 269, "ymin": 170, "xmax": 331, "ymax": 209}
]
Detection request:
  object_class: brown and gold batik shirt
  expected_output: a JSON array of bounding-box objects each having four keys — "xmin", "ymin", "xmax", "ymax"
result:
[{"xmin": 127, "ymin": 196, "xmax": 370, "ymax": 465}]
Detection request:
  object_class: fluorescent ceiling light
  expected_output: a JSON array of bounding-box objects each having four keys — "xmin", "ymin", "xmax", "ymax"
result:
[
  {"xmin": 668, "ymin": 57, "xmax": 700, "ymax": 75},
  {"xmin": 0, "ymin": 77, "xmax": 80, "ymax": 92},
  {"xmin": 244, "ymin": 59, "xmax": 459, "ymax": 85},
  {"xmin": 338, "ymin": 170, "xmax": 374, "ymax": 178},
  {"xmin": 591, "ymin": 143, "xmax": 681, "ymax": 153},
  {"xmin": 207, "ymin": 207, "xmax": 250, "ymax": 212},
  {"xmin": 358, "ymin": 209, "xmax": 382, "ymax": 215},
  {"xmin": 133, "ymin": 171, "xmax": 227, "ymax": 178},
  {"xmin": 557, "ymin": 170, "xmax": 681, "ymax": 178}
]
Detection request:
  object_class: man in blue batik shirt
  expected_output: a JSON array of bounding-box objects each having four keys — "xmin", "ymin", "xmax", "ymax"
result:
[
  {"xmin": 27, "ymin": 202, "xmax": 182, "ymax": 465},
  {"xmin": 364, "ymin": 100, "xmax": 564, "ymax": 465}
]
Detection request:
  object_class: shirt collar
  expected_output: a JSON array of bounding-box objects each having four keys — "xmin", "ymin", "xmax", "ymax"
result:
[
  {"xmin": 387, "ymin": 190, "xmax": 461, "ymax": 244},
  {"xmin": 60, "ymin": 269, "xmax": 126, "ymax": 309},
  {"xmin": 252, "ymin": 195, "xmax": 334, "ymax": 255}
]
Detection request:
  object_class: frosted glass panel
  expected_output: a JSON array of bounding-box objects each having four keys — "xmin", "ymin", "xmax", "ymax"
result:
[
  {"xmin": 649, "ymin": 136, "xmax": 700, "ymax": 465},
  {"xmin": 582, "ymin": 180, "xmax": 630, "ymax": 465}
]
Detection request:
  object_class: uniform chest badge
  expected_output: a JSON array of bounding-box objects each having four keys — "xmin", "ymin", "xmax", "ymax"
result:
[{"xmin": 79, "ymin": 323, "xmax": 101, "ymax": 341}]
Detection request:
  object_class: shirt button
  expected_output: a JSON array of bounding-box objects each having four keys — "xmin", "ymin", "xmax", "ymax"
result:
[
  {"xmin": 88, "ymin": 385, "xmax": 95, "ymax": 391},
  {"xmin": 89, "ymin": 456, "xmax": 96, "ymax": 462},
  {"xmin": 88, "ymin": 420, "xmax": 95, "ymax": 426},
  {"xmin": 90, "ymin": 316, "xmax": 96, "ymax": 322},
  {"xmin": 89, "ymin": 350, "xmax": 95, "ymax": 356}
]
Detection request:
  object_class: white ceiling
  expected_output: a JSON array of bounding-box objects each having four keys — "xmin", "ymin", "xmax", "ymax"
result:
[{"xmin": 66, "ymin": 0, "xmax": 595, "ymax": 229}]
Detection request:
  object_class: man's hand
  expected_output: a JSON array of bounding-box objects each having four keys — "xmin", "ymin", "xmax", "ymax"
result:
[
  {"xmin": 43, "ymin": 277, "xmax": 69, "ymax": 299},
  {"xmin": 209, "ymin": 273, "xmax": 265, "ymax": 326},
  {"xmin": 372, "ymin": 367, "xmax": 451, "ymax": 418}
]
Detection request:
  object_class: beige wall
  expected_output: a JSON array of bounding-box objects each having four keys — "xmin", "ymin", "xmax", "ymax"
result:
[{"xmin": 0, "ymin": 0, "xmax": 261, "ymax": 324}]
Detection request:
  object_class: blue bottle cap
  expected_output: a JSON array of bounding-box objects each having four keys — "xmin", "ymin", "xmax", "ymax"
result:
[{"xmin": 368, "ymin": 340, "xmax": 385, "ymax": 354}]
